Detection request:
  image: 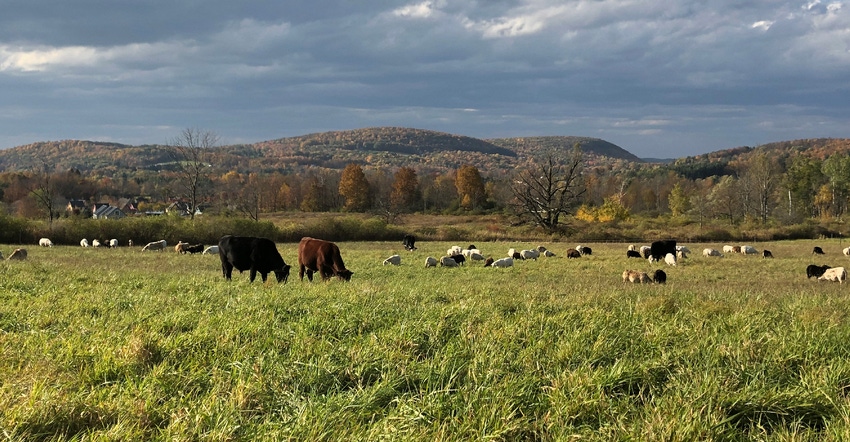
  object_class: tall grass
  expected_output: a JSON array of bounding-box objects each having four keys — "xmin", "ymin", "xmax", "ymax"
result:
[{"xmin": 2, "ymin": 239, "xmax": 850, "ymax": 440}]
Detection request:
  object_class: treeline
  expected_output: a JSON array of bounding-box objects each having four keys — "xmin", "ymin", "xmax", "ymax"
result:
[{"xmin": 4, "ymin": 138, "xmax": 850, "ymax": 238}]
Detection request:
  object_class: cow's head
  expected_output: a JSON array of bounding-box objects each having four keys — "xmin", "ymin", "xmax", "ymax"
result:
[
  {"xmin": 275, "ymin": 264, "xmax": 292, "ymax": 284},
  {"xmin": 336, "ymin": 269, "xmax": 353, "ymax": 281}
]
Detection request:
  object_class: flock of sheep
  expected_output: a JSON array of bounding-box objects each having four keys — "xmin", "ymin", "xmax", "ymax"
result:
[
  {"xmin": 383, "ymin": 243, "xmax": 584, "ymax": 269},
  {"xmin": 21, "ymin": 235, "xmax": 850, "ymax": 285},
  {"xmin": 382, "ymin": 239, "xmax": 850, "ymax": 285},
  {"xmin": 31, "ymin": 237, "xmax": 223, "ymax": 255}
]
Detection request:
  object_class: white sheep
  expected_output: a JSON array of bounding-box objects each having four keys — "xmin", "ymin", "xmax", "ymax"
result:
[
  {"xmin": 491, "ymin": 257, "xmax": 514, "ymax": 268},
  {"xmin": 819, "ymin": 267, "xmax": 847, "ymax": 283},
  {"xmin": 722, "ymin": 245, "xmax": 736, "ymax": 254},
  {"xmin": 425, "ymin": 256, "xmax": 438, "ymax": 267},
  {"xmin": 108, "ymin": 239, "xmax": 118, "ymax": 248},
  {"xmin": 80, "ymin": 238, "xmax": 89, "ymax": 247},
  {"xmin": 741, "ymin": 245, "xmax": 758, "ymax": 255},
  {"xmin": 447, "ymin": 245, "xmax": 462, "ymax": 256},
  {"xmin": 440, "ymin": 256, "xmax": 459, "ymax": 267},
  {"xmin": 543, "ymin": 250, "xmax": 556, "ymax": 257},
  {"xmin": 469, "ymin": 252, "xmax": 485, "ymax": 261},
  {"xmin": 142, "ymin": 240, "xmax": 167, "ymax": 251},
  {"xmin": 628, "ymin": 244, "xmax": 637, "ymax": 251},
  {"xmin": 383, "ymin": 254, "xmax": 402, "ymax": 266},
  {"xmin": 462, "ymin": 248, "xmax": 481, "ymax": 257},
  {"xmin": 38, "ymin": 238, "xmax": 53, "ymax": 247},
  {"xmin": 844, "ymin": 246, "xmax": 850, "ymax": 256},
  {"xmin": 664, "ymin": 253, "xmax": 677, "ymax": 266},
  {"xmin": 520, "ymin": 249, "xmax": 540, "ymax": 260},
  {"xmin": 92, "ymin": 239, "xmax": 102, "ymax": 248},
  {"xmin": 702, "ymin": 248, "xmax": 723, "ymax": 257},
  {"xmin": 639, "ymin": 245, "xmax": 651, "ymax": 258}
]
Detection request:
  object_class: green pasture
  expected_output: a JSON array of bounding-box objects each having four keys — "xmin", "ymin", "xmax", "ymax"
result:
[{"xmin": 2, "ymin": 239, "xmax": 850, "ymax": 441}]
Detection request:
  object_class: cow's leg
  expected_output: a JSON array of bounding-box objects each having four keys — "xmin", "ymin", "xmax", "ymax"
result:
[
  {"xmin": 222, "ymin": 261, "xmax": 233, "ymax": 280},
  {"xmin": 299, "ymin": 264, "xmax": 306, "ymax": 281},
  {"xmin": 260, "ymin": 272, "xmax": 268, "ymax": 282},
  {"xmin": 306, "ymin": 269, "xmax": 314, "ymax": 282},
  {"xmin": 249, "ymin": 268, "xmax": 257, "ymax": 283}
]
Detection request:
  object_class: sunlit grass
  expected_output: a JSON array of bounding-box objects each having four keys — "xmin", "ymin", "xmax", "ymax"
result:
[{"xmin": 2, "ymin": 239, "xmax": 850, "ymax": 440}]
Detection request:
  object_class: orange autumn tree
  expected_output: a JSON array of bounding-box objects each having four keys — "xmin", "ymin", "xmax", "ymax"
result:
[
  {"xmin": 390, "ymin": 166, "xmax": 421, "ymax": 213},
  {"xmin": 339, "ymin": 163, "xmax": 370, "ymax": 212},
  {"xmin": 455, "ymin": 164, "xmax": 485, "ymax": 210}
]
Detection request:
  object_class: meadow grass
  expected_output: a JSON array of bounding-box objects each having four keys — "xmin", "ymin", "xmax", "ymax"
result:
[{"xmin": 2, "ymin": 239, "xmax": 850, "ymax": 441}]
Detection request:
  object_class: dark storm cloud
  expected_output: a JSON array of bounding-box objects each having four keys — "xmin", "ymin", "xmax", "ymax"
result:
[{"xmin": 0, "ymin": 0, "xmax": 848, "ymax": 158}]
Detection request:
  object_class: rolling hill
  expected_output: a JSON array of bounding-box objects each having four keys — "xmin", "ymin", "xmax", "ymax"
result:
[
  {"xmin": 0, "ymin": 128, "xmax": 846, "ymax": 178},
  {"xmin": 0, "ymin": 127, "xmax": 642, "ymax": 175}
]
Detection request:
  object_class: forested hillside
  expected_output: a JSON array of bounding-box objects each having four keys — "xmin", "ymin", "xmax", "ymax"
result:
[
  {"xmin": 1, "ymin": 128, "xmax": 849, "ymax": 237},
  {"xmin": 488, "ymin": 136, "xmax": 644, "ymax": 163},
  {"xmin": 0, "ymin": 127, "xmax": 637, "ymax": 174}
]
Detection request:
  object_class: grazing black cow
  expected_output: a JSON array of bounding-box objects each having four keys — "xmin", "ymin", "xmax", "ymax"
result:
[
  {"xmin": 579, "ymin": 246, "xmax": 592, "ymax": 256},
  {"xmin": 566, "ymin": 248, "xmax": 581, "ymax": 259},
  {"xmin": 483, "ymin": 257, "xmax": 494, "ymax": 267},
  {"xmin": 402, "ymin": 234, "xmax": 417, "ymax": 251},
  {"xmin": 451, "ymin": 254, "xmax": 466, "ymax": 265},
  {"xmin": 650, "ymin": 240, "xmax": 677, "ymax": 262},
  {"xmin": 812, "ymin": 246, "xmax": 825, "ymax": 255},
  {"xmin": 298, "ymin": 237, "xmax": 353, "ymax": 281},
  {"xmin": 653, "ymin": 269, "xmax": 667, "ymax": 284},
  {"xmin": 219, "ymin": 235, "xmax": 291, "ymax": 283},
  {"xmin": 763, "ymin": 250, "xmax": 774, "ymax": 259},
  {"xmin": 626, "ymin": 250, "xmax": 642, "ymax": 258},
  {"xmin": 806, "ymin": 264, "xmax": 831, "ymax": 279}
]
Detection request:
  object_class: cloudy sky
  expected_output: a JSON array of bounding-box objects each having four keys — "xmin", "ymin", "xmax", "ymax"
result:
[{"xmin": 1, "ymin": 1, "xmax": 848, "ymax": 158}]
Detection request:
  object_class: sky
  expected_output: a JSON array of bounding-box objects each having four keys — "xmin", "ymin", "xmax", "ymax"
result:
[{"xmin": 0, "ymin": 1, "xmax": 848, "ymax": 159}]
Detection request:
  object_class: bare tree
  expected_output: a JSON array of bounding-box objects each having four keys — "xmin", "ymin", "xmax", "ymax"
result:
[
  {"xmin": 29, "ymin": 160, "xmax": 57, "ymax": 227},
  {"xmin": 167, "ymin": 128, "xmax": 219, "ymax": 220},
  {"xmin": 239, "ymin": 173, "xmax": 262, "ymax": 222},
  {"xmin": 510, "ymin": 146, "xmax": 585, "ymax": 232}
]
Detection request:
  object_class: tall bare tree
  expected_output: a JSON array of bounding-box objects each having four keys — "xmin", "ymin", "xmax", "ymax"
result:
[
  {"xmin": 511, "ymin": 145, "xmax": 585, "ymax": 232},
  {"xmin": 167, "ymin": 128, "xmax": 219, "ymax": 220},
  {"xmin": 29, "ymin": 160, "xmax": 57, "ymax": 227}
]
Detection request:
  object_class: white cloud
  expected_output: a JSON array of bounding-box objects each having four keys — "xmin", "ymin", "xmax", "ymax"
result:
[
  {"xmin": 461, "ymin": 4, "xmax": 575, "ymax": 39},
  {"xmin": 751, "ymin": 20, "xmax": 774, "ymax": 30},
  {"xmin": 393, "ymin": 1, "xmax": 444, "ymax": 19},
  {"xmin": 0, "ymin": 45, "xmax": 100, "ymax": 72}
]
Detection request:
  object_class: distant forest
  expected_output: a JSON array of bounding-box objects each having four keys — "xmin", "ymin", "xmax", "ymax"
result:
[{"xmin": 1, "ymin": 127, "xmax": 849, "ymax": 232}]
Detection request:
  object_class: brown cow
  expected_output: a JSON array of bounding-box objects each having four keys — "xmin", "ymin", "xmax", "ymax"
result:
[{"xmin": 298, "ymin": 237, "xmax": 353, "ymax": 282}]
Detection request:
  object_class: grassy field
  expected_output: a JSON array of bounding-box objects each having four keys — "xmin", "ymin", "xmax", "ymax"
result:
[{"xmin": 2, "ymin": 239, "xmax": 850, "ymax": 441}]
